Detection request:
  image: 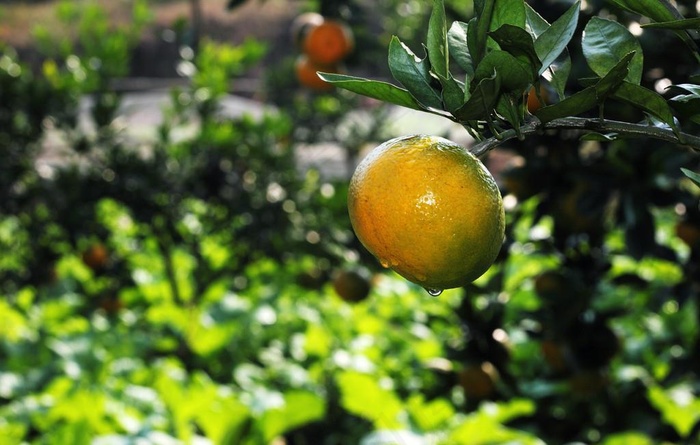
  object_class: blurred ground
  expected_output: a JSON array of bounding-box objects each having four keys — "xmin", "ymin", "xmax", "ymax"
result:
[{"xmin": 4, "ymin": 0, "xmax": 474, "ymax": 179}]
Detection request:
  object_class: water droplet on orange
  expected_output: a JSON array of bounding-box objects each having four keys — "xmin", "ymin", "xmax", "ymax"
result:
[{"xmin": 425, "ymin": 288, "xmax": 443, "ymax": 297}]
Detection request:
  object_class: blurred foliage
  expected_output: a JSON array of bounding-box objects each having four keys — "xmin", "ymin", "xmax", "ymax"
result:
[{"xmin": 1, "ymin": 0, "xmax": 699, "ymax": 444}]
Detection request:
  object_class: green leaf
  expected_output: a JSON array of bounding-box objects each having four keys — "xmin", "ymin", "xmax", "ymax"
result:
[
  {"xmin": 535, "ymin": 52, "xmax": 633, "ymax": 123},
  {"xmin": 261, "ymin": 391, "xmax": 325, "ymax": 442},
  {"xmin": 407, "ymin": 395, "xmax": 455, "ymax": 432},
  {"xmin": 454, "ymin": 73, "xmax": 501, "ymax": 121},
  {"xmin": 524, "ymin": 3, "xmax": 549, "ymax": 37},
  {"xmin": 681, "ymin": 168, "xmax": 700, "ymax": 187},
  {"xmin": 582, "ymin": 17, "xmax": 643, "ymax": 84},
  {"xmin": 318, "ymin": 73, "xmax": 425, "ymax": 111},
  {"xmin": 601, "ymin": 431, "xmax": 655, "ymax": 445},
  {"xmin": 473, "ymin": 0, "xmax": 496, "ymax": 65},
  {"xmin": 475, "ymin": 50, "xmax": 533, "ymax": 93},
  {"xmin": 648, "ymin": 384, "xmax": 700, "ymax": 438},
  {"xmin": 448, "ymin": 21, "xmax": 474, "ymax": 76},
  {"xmin": 525, "ymin": 3, "xmax": 572, "ymax": 99},
  {"xmin": 606, "ymin": 0, "xmax": 679, "ymax": 23},
  {"xmin": 642, "ymin": 17, "xmax": 700, "ymax": 30},
  {"xmin": 489, "ymin": 24, "xmax": 540, "ymax": 76},
  {"xmin": 668, "ymin": 84, "xmax": 700, "ymax": 123},
  {"xmin": 612, "ymin": 82, "xmax": 679, "ymax": 133},
  {"xmin": 427, "ymin": 0, "xmax": 449, "ymax": 79},
  {"xmin": 535, "ymin": 1, "xmax": 580, "ymax": 75},
  {"xmin": 337, "ymin": 372, "xmax": 403, "ymax": 429},
  {"xmin": 437, "ymin": 72, "xmax": 467, "ymax": 113},
  {"xmin": 388, "ymin": 37, "xmax": 443, "ymax": 109},
  {"xmin": 489, "ymin": 0, "xmax": 526, "ymax": 40}
]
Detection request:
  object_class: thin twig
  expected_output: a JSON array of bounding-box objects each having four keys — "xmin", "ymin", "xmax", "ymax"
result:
[{"xmin": 469, "ymin": 117, "xmax": 700, "ymax": 157}]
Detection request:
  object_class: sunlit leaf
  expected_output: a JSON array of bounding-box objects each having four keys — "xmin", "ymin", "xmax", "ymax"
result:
[
  {"xmin": 648, "ymin": 384, "xmax": 700, "ymax": 438},
  {"xmin": 261, "ymin": 391, "xmax": 325, "ymax": 442},
  {"xmin": 337, "ymin": 372, "xmax": 403, "ymax": 429}
]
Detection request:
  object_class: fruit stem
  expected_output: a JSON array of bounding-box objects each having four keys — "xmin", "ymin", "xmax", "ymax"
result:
[{"xmin": 468, "ymin": 116, "xmax": 700, "ymax": 157}]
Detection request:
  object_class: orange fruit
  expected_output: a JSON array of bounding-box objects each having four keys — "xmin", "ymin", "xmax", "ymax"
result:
[
  {"xmin": 295, "ymin": 54, "xmax": 337, "ymax": 91},
  {"xmin": 332, "ymin": 269, "xmax": 371, "ymax": 302},
  {"xmin": 568, "ymin": 369, "xmax": 609, "ymax": 397},
  {"xmin": 348, "ymin": 135, "xmax": 505, "ymax": 291},
  {"xmin": 534, "ymin": 270, "xmax": 567, "ymax": 298},
  {"xmin": 290, "ymin": 12, "xmax": 324, "ymax": 48},
  {"xmin": 458, "ymin": 362, "xmax": 499, "ymax": 400},
  {"xmin": 302, "ymin": 19, "xmax": 354, "ymax": 65},
  {"xmin": 526, "ymin": 84, "xmax": 550, "ymax": 114},
  {"xmin": 540, "ymin": 339, "xmax": 568, "ymax": 372},
  {"xmin": 675, "ymin": 220, "xmax": 700, "ymax": 248},
  {"xmin": 82, "ymin": 243, "xmax": 109, "ymax": 271}
]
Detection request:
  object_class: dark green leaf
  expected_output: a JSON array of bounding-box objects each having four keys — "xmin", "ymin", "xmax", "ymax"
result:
[
  {"xmin": 606, "ymin": 0, "xmax": 678, "ymax": 23},
  {"xmin": 473, "ymin": 0, "xmax": 496, "ymax": 65},
  {"xmin": 593, "ymin": 52, "xmax": 636, "ymax": 100},
  {"xmin": 535, "ymin": 53, "xmax": 633, "ymax": 123},
  {"xmin": 641, "ymin": 17, "xmax": 700, "ymax": 30},
  {"xmin": 612, "ymin": 82, "xmax": 680, "ymax": 133},
  {"xmin": 437, "ymin": 73, "xmax": 467, "ymax": 113},
  {"xmin": 544, "ymin": 51, "xmax": 572, "ymax": 100},
  {"xmin": 318, "ymin": 73, "xmax": 425, "ymax": 111},
  {"xmin": 534, "ymin": 87, "xmax": 598, "ymax": 123},
  {"xmin": 388, "ymin": 37, "xmax": 443, "ymax": 109},
  {"xmin": 681, "ymin": 168, "xmax": 700, "ymax": 187},
  {"xmin": 669, "ymin": 94, "xmax": 700, "ymax": 124},
  {"xmin": 496, "ymin": 94, "xmax": 524, "ymax": 130},
  {"xmin": 489, "ymin": 25, "xmax": 540, "ymax": 76},
  {"xmin": 475, "ymin": 50, "xmax": 533, "ymax": 93},
  {"xmin": 448, "ymin": 21, "xmax": 474, "ymax": 76},
  {"xmin": 524, "ymin": 3, "xmax": 549, "ymax": 37},
  {"xmin": 454, "ymin": 73, "xmax": 501, "ymax": 120},
  {"xmin": 535, "ymin": 1, "xmax": 580, "ymax": 75},
  {"xmin": 427, "ymin": 0, "xmax": 449, "ymax": 79},
  {"xmin": 489, "ymin": 0, "xmax": 526, "ymax": 41},
  {"xmin": 582, "ymin": 17, "xmax": 643, "ymax": 84},
  {"xmin": 668, "ymin": 83, "xmax": 700, "ymax": 96}
]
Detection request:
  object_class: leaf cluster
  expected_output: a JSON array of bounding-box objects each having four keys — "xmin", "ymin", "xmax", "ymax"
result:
[{"xmin": 320, "ymin": 0, "xmax": 700, "ymax": 150}]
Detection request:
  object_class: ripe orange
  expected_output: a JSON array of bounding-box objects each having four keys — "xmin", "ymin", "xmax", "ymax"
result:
[
  {"xmin": 540, "ymin": 339, "xmax": 568, "ymax": 372},
  {"xmin": 295, "ymin": 54, "xmax": 337, "ymax": 91},
  {"xmin": 458, "ymin": 362, "xmax": 499, "ymax": 400},
  {"xmin": 348, "ymin": 135, "xmax": 505, "ymax": 291},
  {"xmin": 533, "ymin": 270, "xmax": 567, "ymax": 298},
  {"xmin": 82, "ymin": 243, "xmax": 109, "ymax": 271},
  {"xmin": 332, "ymin": 269, "xmax": 371, "ymax": 302},
  {"xmin": 675, "ymin": 220, "xmax": 700, "ymax": 248},
  {"xmin": 526, "ymin": 84, "xmax": 550, "ymax": 114},
  {"xmin": 302, "ymin": 19, "xmax": 354, "ymax": 65},
  {"xmin": 290, "ymin": 12, "xmax": 324, "ymax": 48}
]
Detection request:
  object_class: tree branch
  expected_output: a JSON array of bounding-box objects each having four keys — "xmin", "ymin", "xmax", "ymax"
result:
[{"xmin": 469, "ymin": 117, "xmax": 700, "ymax": 157}]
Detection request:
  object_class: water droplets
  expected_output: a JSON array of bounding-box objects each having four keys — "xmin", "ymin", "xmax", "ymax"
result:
[{"xmin": 425, "ymin": 287, "xmax": 443, "ymax": 297}]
